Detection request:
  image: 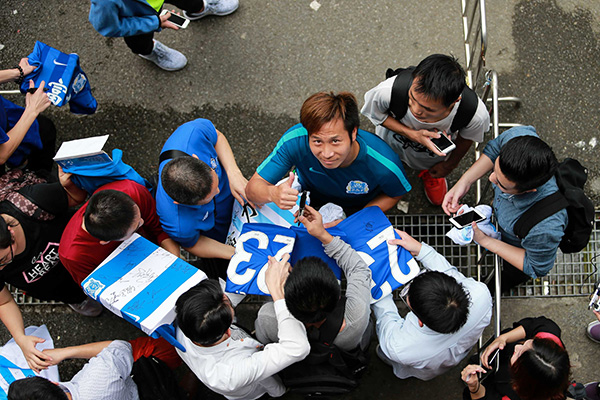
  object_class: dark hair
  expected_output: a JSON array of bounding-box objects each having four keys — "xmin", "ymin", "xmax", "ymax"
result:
[
  {"xmin": 175, "ymin": 279, "xmax": 232, "ymax": 346},
  {"xmin": 161, "ymin": 157, "xmax": 214, "ymax": 205},
  {"xmin": 408, "ymin": 271, "xmax": 470, "ymax": 333},
  {"xmin": 412, "ymin": 54, "xmax": 466, "ymax": 107},
  {"xmin": 0, "ymin": 217, "xmax": 18, "ymax": 250},
  {"xmin": 510, "ymin": 338, "xmax": 571, "ymax": 400},
  {"xmin": 284, "ymin": 256, "xmax": 340, "ymax": 324},
  {"xmin": 84, "ymin": 190, "xmax": 137, "ymax": 241},
  {"xmin": 300, "ymin": 91, "xmax": 360, "ymax": 139},
  {"xmin": 8, "ymin": 377, "xmax": 68, "ymax": 400},
  {"xmin": 498, "ymin": 136, "xmax": 558, "ymax": 192}
]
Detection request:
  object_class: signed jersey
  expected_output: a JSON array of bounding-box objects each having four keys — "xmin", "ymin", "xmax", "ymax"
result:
[
  {"xmin": 337, "ymin": 206, "xmax": 420, "ymax": 302},
  {"xmin": 226, "ymin": 207, "xmax": 419, "ymax": 302}
]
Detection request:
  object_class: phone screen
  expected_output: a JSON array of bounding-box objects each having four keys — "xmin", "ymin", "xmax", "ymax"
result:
[
  {"xmin": 451, "ymin": 210, "xmax": 485, "ymax": 227},
  {"xmin": 431, "ymin": 134, "xmax": 454, "ymax": 152},
  {"xmin": 168, "ymin": 13, "xmax": 187, "ymax": 26}
]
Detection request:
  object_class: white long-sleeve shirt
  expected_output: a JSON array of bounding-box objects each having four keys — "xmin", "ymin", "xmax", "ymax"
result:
[
  {"xmin": 371, "ymin": 243, "xmax": 492, "ymax": 380},
  {"xmin": 176, "ymin": 299, "xmax": 310, "ymax": 400}
]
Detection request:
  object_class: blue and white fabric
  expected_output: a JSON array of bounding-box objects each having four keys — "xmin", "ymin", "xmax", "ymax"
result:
[
  {"xmin": 226, "ymin": 223, "xmax": 296, "ymax": 296},
  {"xmin": 82, "ymin": 234, "xmax": 206, "ymax": 343},
  {"xmin": 226, "ymin": 206, "xmax": 420, "ymax": 302},
  {"xmin": 63, "ymin": 149, "xmax": 150, "ymax": 194},
  {"xmin": 337, "ymin": 206, "xmax": 420, "ymax": 302},
  {"xmin": 21, "ymin": 41, "xmax": 97, "ymax": 115},
  {"xmin": 0, "ymin": 325, "xmax": 59, "ymax": 399}
]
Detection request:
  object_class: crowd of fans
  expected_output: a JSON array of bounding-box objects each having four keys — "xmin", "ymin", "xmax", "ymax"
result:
[{"xmin": 0, "ymin": 1, "xmax": 599, "ymax": 400}]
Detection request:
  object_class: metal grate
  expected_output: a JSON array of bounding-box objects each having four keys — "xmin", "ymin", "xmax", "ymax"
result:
[
  {"xmin": 11, "ymin": 212, "xmax": 600, "ymax": 305},
  {"xmin": 388, "ymin": 211, "xmax": 600, "ymax": 298}
]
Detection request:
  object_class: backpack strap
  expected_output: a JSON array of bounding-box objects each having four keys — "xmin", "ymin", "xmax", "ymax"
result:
[
  {"xmin": 388, "ymin": 67, "xmax": 479, "ymax": 134},
  {"xmin": 158, "ymin": 149, "xmax": 191, "ymax": 164},
  {"xmin": 449, "ymin": 86, "xmax": 479, "ymax": 133},
  {"xmin": 388, "ymin": 68, "xmax": 415, "ymax": 121},
  {"xmin": 317, "ymin": 297, "xmax": 346, "ymax": 344},
  {"xmin": 513, "ymin": 192, "xmax": 569, "ymax": 239}
]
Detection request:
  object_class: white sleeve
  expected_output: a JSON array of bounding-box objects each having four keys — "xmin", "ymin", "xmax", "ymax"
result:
[
  {"xmin": 416, "ymin": 243, "xmax": 477, "ymax": 288},
  {"xmin": 225, "ymin": 300, "xmax": 310, "ymax": 390},
  {"xmin": 361, "ymin": 77, "xmax": 395, "ymax": 126},
  {"xmin": 457, "ymin": 98, "xmax": 489, "ymax": 142}
]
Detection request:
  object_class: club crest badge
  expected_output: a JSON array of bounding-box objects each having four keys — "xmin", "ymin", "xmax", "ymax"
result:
[{"xmin": 346, "ymin": 180, "xmax": 369, "ymax": 194}]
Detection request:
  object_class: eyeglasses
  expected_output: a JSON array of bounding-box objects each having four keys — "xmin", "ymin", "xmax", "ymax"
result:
[
  {"xmin": 0, "ymin": 243, "xmax": 14, "ymax": 268},
  {"xmin": 398, "ymin": 269, "xmax": 426, "ymax": 320}
]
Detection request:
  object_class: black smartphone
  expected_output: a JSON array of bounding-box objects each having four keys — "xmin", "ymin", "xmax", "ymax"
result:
[{"xmin": 449, "ymin": 209, "xmax": 486, "ymax": 229}]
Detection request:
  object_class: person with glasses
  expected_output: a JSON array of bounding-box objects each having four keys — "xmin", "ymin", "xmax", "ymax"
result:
[
  {"xmin": 371, "ymin": 230, "xmax": 492, "ymax": 380},
  {"xmin": 156, "ymin": 119, "xmax": 251, "ymax": 267},
  {"xmin": 174, "ymin": 259, "xmax": 310, "ymax": 400},
  {"xmin": 443, "ymin": 126, "xmax": 568, "ymax": 292},
  {"xmin": 59, "ymin": 179, "xmax": 180, "ymax": 285},
  {"xmin": 0, "ymin": 169, "xmax": 100, "ymax": 373}
]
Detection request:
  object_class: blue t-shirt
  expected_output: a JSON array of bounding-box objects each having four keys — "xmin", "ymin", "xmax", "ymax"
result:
[
  {"xmin": 256, "ymin": 124, "xmax": 411, "ymax": 210},
  {"xmin": 0, "ymin": 96, "xmax": 42, "ymax": 167},
  {"xmin": 156, "ymin": 119, "xmax": 233, "ymax": 248},
  {"xmin": 482, "ymin": 125, "xmax": 568, "ymax": 278}
]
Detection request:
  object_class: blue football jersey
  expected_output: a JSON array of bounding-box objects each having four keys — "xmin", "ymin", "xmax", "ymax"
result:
[
  {"xmin": 226, "ymin": 223, "xmax": 295, "ymax": 296},
  {"xmin": 338, "ymin": 206, "xmax": 420, "ymax": 302}
]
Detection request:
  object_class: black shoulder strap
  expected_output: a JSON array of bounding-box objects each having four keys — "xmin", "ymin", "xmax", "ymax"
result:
[
  {"xmin": 513, "ymin": 192, "xmax": 569, "ymax": 239},
  {"xmin": 159, "ymin": 149, "xmax": 191, "ymax": 164},
  {"xmin": 388, "ymin": 68, "xmax": 415, "ymax": 121},
  {"xmin": 317, "ymin": 297, "xmax": 346, "ymax": 344},
  {"xmin": 449, "ymin": 86, "xmax": 479, "ymax": 133},
  {"xmin": 389, "ymin": 68, "xmax": 478, "ymax": 133}
]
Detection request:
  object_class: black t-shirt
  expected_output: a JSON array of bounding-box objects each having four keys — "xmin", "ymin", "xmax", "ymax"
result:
[{"xmin": 0, "ymin": 182, "xmax": 86, "ymax": 303}]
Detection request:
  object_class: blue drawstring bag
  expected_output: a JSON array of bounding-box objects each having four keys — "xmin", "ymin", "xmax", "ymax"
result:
[
  {"xmin": 62, "ymin": 149, "xmax": 150, "ymax": 194},
  {"xmin": 19, "ymin": 41, "xmax": 98, "ymax": 115}
]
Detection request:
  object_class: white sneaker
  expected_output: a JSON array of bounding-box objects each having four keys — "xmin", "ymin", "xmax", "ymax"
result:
[
  {"xmin": 183, "ymin": 0, "xmax": 239, "ymax": 20},
  {"xmin": 139, "ymin": 40, "xmax": 187, "ymax": 71}
]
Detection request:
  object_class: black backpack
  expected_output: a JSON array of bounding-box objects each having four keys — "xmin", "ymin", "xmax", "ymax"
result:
[
  {"xmin": 513, "ymin": 158, "xmax": 595, "ymax": 253},
  {"xmin": 385, "ymin": 66, "xmax": 480, "ymax": 134},
  {"xmin": 280, "ymin": 298, "xmax": 369, "ymax": 397},
  {"xmin": 130, "ymin": 355, "xmax": 184, "ymax": 400}
]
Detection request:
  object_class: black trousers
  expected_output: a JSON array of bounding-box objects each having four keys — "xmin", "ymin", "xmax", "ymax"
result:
[{"xmin": 123, "ymin": 0, "xmax": 205, "ymax": 55}]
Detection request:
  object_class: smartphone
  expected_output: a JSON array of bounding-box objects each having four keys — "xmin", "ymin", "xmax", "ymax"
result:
[
  {"xmin": 488, "ymin": 348, "xmax": 500, "ymax": 365},
  {"xmin": 449, "ymin": 209, "xmax": 486, "ymax": 229},
  {"xmin": 297, "ymin": 191, "xmax": 307, "ymax": 226},
  {"xmin": 431, "ymin": 132, "xmax": 456, "ymax": 154},
  {"xmin": 478, "ymin": 348, "xmax": 500, "ymax": 380},
  {"xmin": 160, "ymin": 10, "xmax": 190, "ymax": 29}
]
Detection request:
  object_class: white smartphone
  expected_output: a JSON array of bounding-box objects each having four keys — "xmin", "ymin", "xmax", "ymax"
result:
[
  {"xmin": 160, "ymin": 10, "xmax": 190, "ymax": 29},
  {"xmin": 449, "ymin": 209, "xmax": 486, "ymax": 229},
  {"xmin": 431, "ymin": 132, "xmax": 456, "ymax": 154}
]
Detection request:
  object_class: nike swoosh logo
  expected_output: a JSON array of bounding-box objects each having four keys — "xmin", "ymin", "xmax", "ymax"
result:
[
  {"xmin": 309, "ymin": 167, "xmax": 327, "ymax": 176},
  {"xmin": 53, "ymin": 59, "xmax": 68, "ymax": 66}
]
